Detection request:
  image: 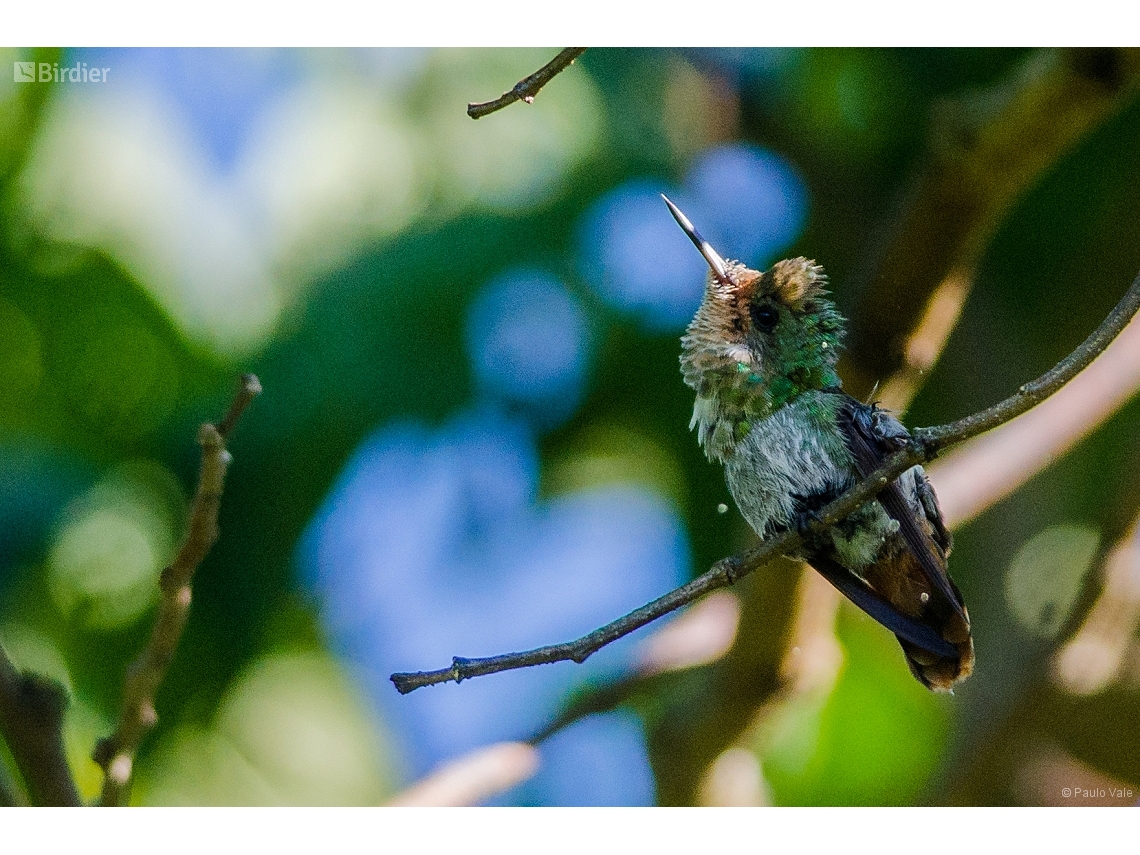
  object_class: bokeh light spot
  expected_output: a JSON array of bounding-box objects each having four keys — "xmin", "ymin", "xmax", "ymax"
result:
[
  {"xmin": 578, "ymin": 145, "xmax": 808, "ymax": 332},
  {"xmin": 49, "ymin": 509, "xmax": 157, "ymax": 626},
  {"xmin": 760, "ymin": 607, "xmax": 949, "ymax": 805},
  {"xmin": 83, "ymin": 48, "xmax": 298, "ymax": 173},
  {"xmin": 19, "ymin": 85, "xmax": 283, "ymax": 356},
  {"xmin": 466, "ymin": 269, "xmax": 589, "ymax": 428},
  {"xmin": 47, "ymin": 460, "xmax": 184, "ymax": 630},
  {"xmin": 1006, "ymin": 524, "xmax": 1101, "ymax": 639},
  {"xmin": 0, "ymin": 623, "xmax": 74, "ymax": 696},
  {"xmin": 685, "ymin": 143, "xmax": 808, "ymax": 267},
  {"xmin": 543, "ymin": 422, "xmax": 688, "ymax": 512},
  {"xmin": 216, "ymin": 652, "xmax": 397, "ymax": 805},
  {"xmin": 138, "ymin": 651, "xmax": 397, "ymax": 806},
  {"xmin": 578, "ymin": 180, "xmax": 708, "ymax": 331},
  {"xmin": 240, "ymin": 80, "xmax": 427, "ymax": 287},
  {"xmin": 64, "ymin": 318, "xmax": 178, "ymax": 440}
]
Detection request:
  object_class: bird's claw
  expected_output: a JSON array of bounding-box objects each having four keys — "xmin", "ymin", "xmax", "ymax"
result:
[{"xmin": 795, "ymin": 509, "xmax": 824, "ymax": 541}]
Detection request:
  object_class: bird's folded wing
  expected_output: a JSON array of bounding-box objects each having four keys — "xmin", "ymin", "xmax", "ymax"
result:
[{"xmin": 835, "ymin": 396, "xmax": 969, "ymax": 626}]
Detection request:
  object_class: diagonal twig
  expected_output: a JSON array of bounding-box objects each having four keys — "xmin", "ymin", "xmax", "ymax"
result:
[
  {"xmin": 391, "ymin": 269, "xmax": 1140, "ymax": 694},
  {"xmin": 467, "ymin": 48, "xmax": 587, "ymax": 120},
  {"xmin": 93, "ymin": 374, "xmax": 261, "ymax": 806},
  {"xmin": 929, "ymin": 312, "xmax": 1140, "ymax": 528},
  {"xmin": 0, "ymin": 644, "xmax": 80, "ymax": 806}
]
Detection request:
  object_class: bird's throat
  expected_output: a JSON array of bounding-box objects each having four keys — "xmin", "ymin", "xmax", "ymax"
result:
[
  {"xmin": 691, "ymin": 371, "xmax": 775, "ymax": 462},
  {"xmin": 691, "ymin": 362, "xmax": 839, "ymax": 463}
]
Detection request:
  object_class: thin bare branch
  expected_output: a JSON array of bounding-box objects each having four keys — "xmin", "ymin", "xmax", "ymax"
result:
[
  {"xmin": 216, "ymin": 373, "xmax": 262, "ymax": 440},
  {"xmin": 392, "ymin": 268, "xmax": 1140, "ymax": 694},
  {"xmin": 467, "ymin": 48, "xmax": 587, "ymax": 120},
  {"xmin": 929, "ymin": 313, "xmax": 1140, "ymax": 528},
  {"xmin": 93, "ymin": 374, "xmax": 260, "ymax": 806},
  {"xmin": 0, "ymin": 644, "xmax": 80, "ymax": 806}
]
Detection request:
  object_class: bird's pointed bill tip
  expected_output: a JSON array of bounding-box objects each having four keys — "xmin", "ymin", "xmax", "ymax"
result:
[
  {"xmin": 660, "ymin": 195, "xmax": 731, "ymax": 286},
  {"xmin": 660, "ymin": 194, "xmax": 690, "ymax": 227}
]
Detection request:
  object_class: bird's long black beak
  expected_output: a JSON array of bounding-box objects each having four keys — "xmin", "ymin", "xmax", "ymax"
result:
[{"xmin": 661, "ymin": 194, "xmax": 733, "ymax": 287}]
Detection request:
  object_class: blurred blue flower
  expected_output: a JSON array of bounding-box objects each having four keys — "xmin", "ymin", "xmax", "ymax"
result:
[
  {"xmin": 525, "ymin": 711, "xmax": 657, "ymax": 806},
  {"xmin": 577, "ymin": 144, "xmax": 809, "ymax": 331},
  {"xmin": 577, "ymin": 179, "xmax": 708, "ymax": 332},
  {"xmin": 69, "ymin": 48, "xmax": 298, "ymax": 172},
  {"xmin": 686, "ymin": 144, "xmax": 809, "ymax": 268},
  {"xmin": 466, "ymin": 269, "xmax": 590, "ymax": 429},
  {"xmin": 300, "ymin": 408, "xmax": 689, "ymax": 804}
]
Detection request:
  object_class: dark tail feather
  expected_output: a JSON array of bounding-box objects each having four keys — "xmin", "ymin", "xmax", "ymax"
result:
[
  {"xmin": 899, "ymin": 633, "xmax": 974, "ymax": 691},
  {"xmin": 900, "ymin": 577, "xmax": 974, "ymax": 691},
  {"xmin": 809, "ymin": 553, "xmax": 973, "ymax": 691}
]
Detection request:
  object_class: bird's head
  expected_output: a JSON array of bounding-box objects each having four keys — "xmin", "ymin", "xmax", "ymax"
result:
[{"xmin": 666, "ymin": 196, "xmax": 845, "ymax": 412}]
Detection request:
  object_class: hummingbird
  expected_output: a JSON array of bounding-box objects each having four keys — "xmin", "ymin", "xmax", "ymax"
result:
[{"xmin": 664, "ymin": 195, "xmax": 973, "ymax": 691}]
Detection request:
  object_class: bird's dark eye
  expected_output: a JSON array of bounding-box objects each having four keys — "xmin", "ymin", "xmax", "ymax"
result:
[{"xmin": 751, "ymin": 303, "xmax": 778, "ymax": 332}]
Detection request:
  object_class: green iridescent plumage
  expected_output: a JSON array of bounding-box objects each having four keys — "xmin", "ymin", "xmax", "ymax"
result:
[{"xmin": 668, "ymin": 198, "xmax": 973, "ymax": 691}]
